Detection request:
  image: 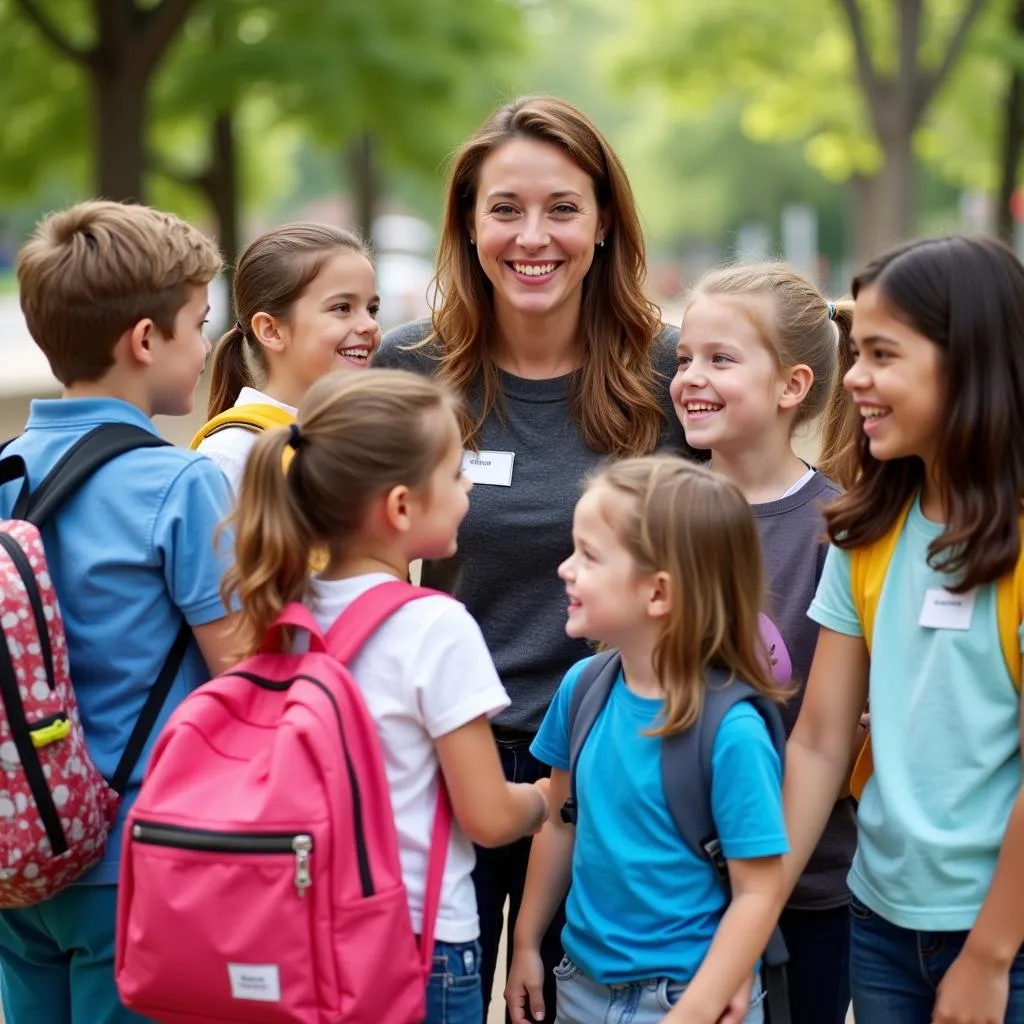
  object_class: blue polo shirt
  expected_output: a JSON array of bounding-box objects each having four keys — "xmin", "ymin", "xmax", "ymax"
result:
[
  {"xmin": 0, "ymin": 398, "xmax": 234, "ymax": 885},
  {"xmin": 532, "ymin": 656, "xmax": 788, "ymax": 984}
]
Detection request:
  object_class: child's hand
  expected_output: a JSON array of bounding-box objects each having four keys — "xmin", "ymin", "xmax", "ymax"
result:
[
  {"xmin": 715, "ymin": 973, "xmax": 754, "ymax": 1024},
  {"xmin": 932, "ymin": 943, "xmax": 1009, "ymax": 1023},
  {"xmin": 658, "ymin": 973, "xmax": 753, "ymax": 1024},
  {"xmin": 505, "ymin": 946, "xmax": 547, "ymax": 1023}
]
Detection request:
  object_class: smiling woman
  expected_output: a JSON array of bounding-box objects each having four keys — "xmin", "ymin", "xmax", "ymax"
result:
[{"xmin": 376, "ymin": 95, "xmax": 694, "ymax": 1023}]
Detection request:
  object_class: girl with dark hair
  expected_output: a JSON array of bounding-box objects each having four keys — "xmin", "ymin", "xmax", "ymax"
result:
[{"xmin": 776, "ymin": 236, "xmax": 1024, "ymax": 1024}]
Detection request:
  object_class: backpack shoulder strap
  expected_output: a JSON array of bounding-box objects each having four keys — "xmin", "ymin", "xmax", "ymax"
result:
[
  {"xmin": 661, "ymin": 670, "xmax": 792, "ymax": 1020},
  {"xmin": 995, "ymin": 516, "xmax": 1024, "ymax": 692},
  {"xmin": 189, "ymin": 404, "xmax": 295, "ymax": 449},
  {"xmin": 660, "ymin": 669, "xmax": 786, "ymax": 874},
  {"xmin": 849, "ymin": 500, "xmax": 913, "ymax": 653},
  {"xmin": 320, "ymin": 579, "xmax": 452, "ymax": 976},
  {"xmin": 564, "ymin": 651, "xmax": 621, "ymax": 820},
  {"xmin": 323, "ymin": 579, "xmax": 443, "ymax": 663},
  {"xmin": 16, "ymin": 423, "xmax": 169, "ymax": 527},
  {"xmin": 2, "ymin": 424, "xmax": 185, "ymax": 796}
]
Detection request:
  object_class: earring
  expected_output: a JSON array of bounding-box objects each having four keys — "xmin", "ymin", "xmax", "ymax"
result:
[
  {"xmin": 597, "ymin": 239, "xmax": 605, "ymax": 248},
  {"xmin": 470, "ymin": 238, "xmax": 476, "ymax": 246}
]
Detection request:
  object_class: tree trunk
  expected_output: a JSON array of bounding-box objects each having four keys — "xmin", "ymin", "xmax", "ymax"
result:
[
  {"xmin": 93, "ymin": 64, "xmax": 148, "ymax": 201},
  {"xmin": 849, "ymin": 127, "xmax": 915, "ymax": 268},
  {"xmin": 997, "ymin": 0, "xmax": 1024, "ymax": 243},
  {"xmin": 346, "ymin": 132, "xmax": 378, "ymax": 246},
  {"xmin": 203, "ymin": 112, "xmax": 239, "ymax": 287}
]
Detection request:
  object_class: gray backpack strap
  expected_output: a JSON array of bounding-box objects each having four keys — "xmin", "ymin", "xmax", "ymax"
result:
[
  {"xmin": 661, "ymin": 668, "xmax": 786, "ymax": 870},
  {"xmin": 661, "ymin": 667, "xmax": 791, "ymax": 1024},
  {"xmin": 560, "ymin": 651, "xmax": 621, "ymax": 826}
]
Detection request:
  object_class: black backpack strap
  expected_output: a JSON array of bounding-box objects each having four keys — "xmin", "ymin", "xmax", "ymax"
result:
[
  {"xmin": 661, "ymin": 669, "xmax": 791, "ymax": 1024},
  {"xmin": 14, "ymin": 423, "xmax": 170, "ymax": 526},
  {"xmin": 4, "ymin": 423, "xmax": 191, "ymax": 797},
  {"xmin": 561, "ymin": 650, "xmax": 621, "ymax": 825},
  {"xmin": 108, "ymin": 621, "xmax": 191, "ymax": 795}
]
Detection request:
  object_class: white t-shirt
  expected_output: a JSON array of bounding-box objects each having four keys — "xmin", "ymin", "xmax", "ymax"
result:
[
  {"xmin": 195, "ymin": 387, "xmax": 297, "ymax": 493},
  {"xmin": 306, "ymin": 573, "xmax": 510, "ymax": 942}
]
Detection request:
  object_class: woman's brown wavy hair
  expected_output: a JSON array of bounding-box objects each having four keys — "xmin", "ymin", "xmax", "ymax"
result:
[
  {"xmin": 222, "ymin": 368, "xmax": 460, "ymax": 656},
  {"xmin": 589, "ymin": 457, "xmax": 787, "ymax": 737},
  {"xmin": 425, "ymin": 95, "xmax": 666, "ymax": 456},
  {"xmin": 825, "ymin": 236, "xmax": 1024, "ymax": 591}
]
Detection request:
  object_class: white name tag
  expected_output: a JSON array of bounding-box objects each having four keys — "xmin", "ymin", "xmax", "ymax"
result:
[
  {"xmin": 228, "ymin": 963, "xmax": 281, "ymax": 1003},
  {"xmin": 462, "ymin": 450, "xmax": 514, "ymax": 486},
  {"xmin": 918, "ymin": 588, "xmax": 976, "ymax": 631}
]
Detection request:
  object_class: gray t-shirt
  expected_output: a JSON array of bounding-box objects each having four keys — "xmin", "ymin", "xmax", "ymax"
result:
[
  {"xmin": 376, "ymin": 319, "xmax": 693, "ymax": 732},
  {"xmin": 754, "ymin": 470, "xmax": 856, "ymax": 909}
]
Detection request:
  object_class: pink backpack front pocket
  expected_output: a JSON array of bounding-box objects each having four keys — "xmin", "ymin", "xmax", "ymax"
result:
[
  {"xmin": 118, "ymin": 819, "xmax": 336, "ymax": 1024},
  {"xmin": 116, "ymin": 588, "xmax": 454, "ymax": 1023}
]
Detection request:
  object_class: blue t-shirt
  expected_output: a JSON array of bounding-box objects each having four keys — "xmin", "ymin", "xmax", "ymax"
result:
[
  {"xmin": 0, "ymin": 398, "xmax": 234, "ymax": 885},
  {"xmin": 531, "ymin": 656, "xmax": 788, "ymax": 984},
  {"xmin": 809, "ymin": 495, "xmax": 1024, "ymax": 930}
]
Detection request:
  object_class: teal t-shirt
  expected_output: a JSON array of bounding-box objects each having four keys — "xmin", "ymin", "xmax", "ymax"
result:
[
  {"xmin": 531, "ymin": 657, "xmax": 788, "ymax": 984},
  {"xmin": 809, "ymin": 495, "xmax": 1024, "ymax": 930}
]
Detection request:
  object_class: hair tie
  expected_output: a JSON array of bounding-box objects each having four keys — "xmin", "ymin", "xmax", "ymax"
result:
[
  {"xmin": 287, "ymin": 423, "xmax": 303, "ymax": 450},
  {"xmin": 827, "ymin": 302, "xmax": 836, "ymax": 321},
  {"xmin": 232, "ymin": 321, "xmax": 245, "ymax": 336}
]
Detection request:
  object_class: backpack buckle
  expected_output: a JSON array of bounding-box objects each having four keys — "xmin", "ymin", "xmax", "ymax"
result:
[
  {"xmin": 29, "ymin": 713, "xmax": 71, "ymax": 748},
  {"xmin": 701, "ymin": 835, "xmax": 728, "ymax": 883}
]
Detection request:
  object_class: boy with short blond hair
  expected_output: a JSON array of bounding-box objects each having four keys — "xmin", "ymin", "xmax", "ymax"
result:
[{"xmin": 0, "ymin": 200, "xmax": 237, "ymax": 1024}]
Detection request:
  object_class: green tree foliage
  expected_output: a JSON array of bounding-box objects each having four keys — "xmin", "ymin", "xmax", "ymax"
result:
[
  {"xmin": 0, "ymin": 0, "xmax": 523, "ymax": 255},
  {"xmin": 613, "ymin": 0, "xmax": 991, "ymax": 261}
]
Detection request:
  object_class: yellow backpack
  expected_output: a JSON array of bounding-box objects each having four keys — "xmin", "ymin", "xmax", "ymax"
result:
[
  {"xmin": 191, "ymin": 403, "xmax": 330, "ymax": 570},
  {"xmin": 848, "ymin": 501, "xmax": 1024, "ymax": 800},
  {"xmin": 190, "ymin": 403, "xmax": 298, "ymax": 471},
  {"xmin": 190, "ymin": 403, "xmax": 297, "ymax": 452}
]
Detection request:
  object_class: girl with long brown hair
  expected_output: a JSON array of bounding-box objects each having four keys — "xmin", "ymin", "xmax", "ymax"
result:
[
  {"xmin": 224, "ymin": 368, "xmax": 550, "ymax": 1024},
  {"xmin": 193, "ymin": 223, "xmax": 380, "ymax": 491},
  {"xmin": 505, "ymin": 457, "xmax": 788, "ymax": 1024},
  {"xmin": 376, "ymin": 95, "xmax": 693, "ymax": 1017}
]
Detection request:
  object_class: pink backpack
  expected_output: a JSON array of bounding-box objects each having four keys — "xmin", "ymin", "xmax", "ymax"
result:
[
  {"xmin": 0, "ymin": 425, "xmax": 189, "ymax": 906},
  {"xmin": 116, "ymin": 581, "xmax": 453, "ymax": 1024}
]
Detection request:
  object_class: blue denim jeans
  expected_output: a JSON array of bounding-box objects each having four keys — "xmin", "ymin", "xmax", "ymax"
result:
[
  {"xmin": 773, "ymin": 904, "xmax": 851, "ymax": 1024},
  {"xmin": 426, "ymin": 939, "xmax": 484, "ymax": 1024},
  {"xmin": 553, "ymin": 955, "xmax": 765, "ymax": 1024},
  {"xmin": 850, "ymin": 894, "xmax": 1024, "ymax": 1023}
]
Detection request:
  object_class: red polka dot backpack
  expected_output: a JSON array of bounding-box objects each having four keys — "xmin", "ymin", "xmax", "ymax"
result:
[{"xmin": 0, "ymin": 425, "xmax": 188, "ymax": 906}]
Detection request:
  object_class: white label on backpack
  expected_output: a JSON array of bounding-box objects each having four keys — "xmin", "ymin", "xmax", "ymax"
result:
[
  {"xmin": 462, "ymin": 450, "xmax": 514, "ymax": 486},
  {"xmin": 228, "ymin": 964, "xmax": 281, "ymax": 1002},
  {"xmin": 918, "ymin": 588, "xmax": 976, "ymax": 631}
]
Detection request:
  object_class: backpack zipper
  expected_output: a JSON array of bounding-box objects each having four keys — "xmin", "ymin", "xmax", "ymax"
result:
[
  {"xmin": 231, "ymin": 671, "xmax": 375, "ymax": 898},
  {"xmin": 0, "ymin": 533, "xmax": 56, "ymax": 689},
  {"xmin": 132, "ymin": 821, "xmax": 315, "ymax": 897}
]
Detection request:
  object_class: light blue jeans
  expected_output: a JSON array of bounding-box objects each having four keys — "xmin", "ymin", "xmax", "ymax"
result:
[{"xmin": 553, "ymin": 955, "xmax": 765, "ymax": 1024}]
